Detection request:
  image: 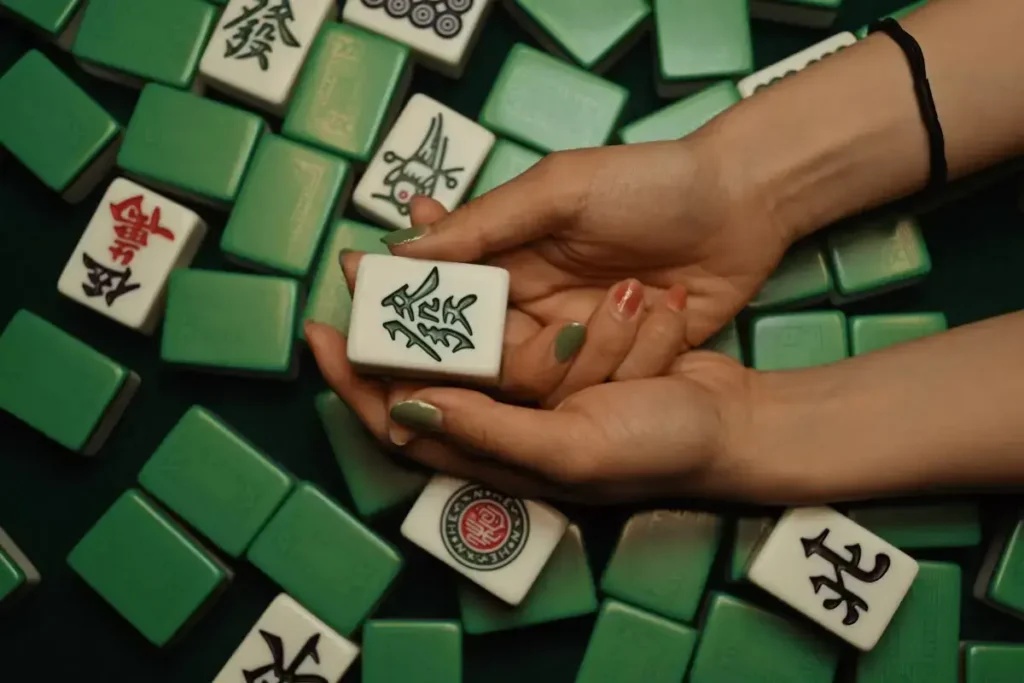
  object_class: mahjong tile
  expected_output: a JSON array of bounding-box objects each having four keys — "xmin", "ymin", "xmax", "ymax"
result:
[
  {"xmin": 737, "ymin": 32, "xmax": 856, "ymax": 99},
  {"xmin": 200, "ymin": 0, "xmax": 336, "ymax": 116},
  {"xmin": 57, "ymin": 179, "xmax": 207, "ymax": 335},
  {"xmin": 479, "ymin": 44, "xmax": 628, "ymax": 153},
  {"xmin": 853, "ymin": 561, "xmax": 960, "ymax": 683},
  {"xmin": 401, "ymin": 475, "xmax": 569, "ymax": 605},
  {"xmin": 750, "ymin": 0, "xmax": 842, "ymax": 29},
  {"xmin": 247, "ymin": 483, "xmax": 403, "ymax": 636},
  {"xmin": 71, "ymin": 0, "xmax": 218, "ymax": 91},
  {"xmin": 619, "ymin": 81, "xmax": 740, "ymax": 145},
  {"xmin": 963, "ymin": 642, "xmax": 1024, "ymax": 683},
  {"xmin": 362, "ymin": 620, "xmax": 461, "ymax": 683},
  {"xmin": 746, "ymin": 506, "xmax": 919, "ymax": 651},
  {"xmin": 118, "ymin": 84, "xmax": 267, "ymax": 208},
  {"xmin": 849, "ymin": 313, "xmax": 947, "ymax": 356},
  {"xmin": 160, "ymin": 270, "xmax": 300, "ymax": 378},
  {"xmin": 1, "ymin": 0, "xmax": 86, "ymax": 50},
  {"xmin": 283, "ymin": 23, "xmax": 412, "ymax": 163},
  {"xmin": 0, "ymin": 50, "xmax": 121, "ymax": 203},
  {"xmin": 0, "ymin": 310, "xmax": 140, "ymax": 455},
  {"xmin": 827, "ymin": 215, "xmax": 931, "ymax": 304},
  {"xmin": 67, "ymin": 489, "xmax": 231, "ymax": 646},
  {"xmin": 575, "ymin": 600, "xmax": 698, "ymax": 683},
  {"xmin": 506, "ymin": 0, "xmax": 651, "ymax": 74},
  {"xmin": 342, "ymin": 0, "xmax": 494, "ymax": 78},
  {"xmin": 0, "ymin": 526, "xmax": 41, "ymax": 608},
  {"xmin": 220, "ymin": 135, "xmax": 351, "ymax": 277},
  {"xmin": 347, "ymin": 254, "xmax": 509, "ymax": 384},
  {"xmin": 974, "ymin": 515, "xmax": 1024, "ymax": 622},
  {"xmin": 469, "ymin": 138, "xmax": 542, "ymax": 199},
  {"xmin": 752, "ymin": 311, "xmax": 848, "ymax": 371},
  {"xmin": 212, "ymin": 593, "xmax": 359, "ymax": 683},
  {"xmin": 748, "ymin": 240, "xmax": 833, "ymax": 310},
  {"xmin": 353, "ymin": 94, "xmax": 494, "ymax": 230},
  {"xmin": 687, "ymin": 592, "xmax": 840, "ymax": 683},
  {"xmin": 654, "ymin": 0, "xmax": 753, "ymax": 98}
]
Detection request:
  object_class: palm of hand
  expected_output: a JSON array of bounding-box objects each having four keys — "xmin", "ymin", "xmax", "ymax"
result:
[
  {"xmin": 547, "ymin": 348, "xmax": 748, "ymax": 502},
  {"xmin": 488, "ymin": 145, "xmax": 786, "ymax": 346}
]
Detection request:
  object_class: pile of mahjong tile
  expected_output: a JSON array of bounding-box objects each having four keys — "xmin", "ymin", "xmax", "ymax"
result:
[{"xmin": 1, "ymin": 0, "xmax": 1022, "ymax": 681}]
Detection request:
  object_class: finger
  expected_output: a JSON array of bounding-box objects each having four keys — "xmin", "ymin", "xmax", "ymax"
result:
[
  {"xmin": 545, "ymin": 279, "xmax": 645, "ymax": 407},
  {"xmin": 388, "ymin": 387, "xmax": 593, "ymax": 484},
  {"xmin": 386, "ymin": 380, "xmax": 428, "ymax": 447},
  {"xmin": 409, "ymin": 195, "xmax": 450, "ymax": 225},
  {"xmin": 338, "ymin": 250, "xmax": 364, "ymax": 294},
  {"xmin": 612, "ymin": 284, "xmax": 690, "ymax": 381},
  {"xmin": 304, "ymin": 322, "xmax": 390, "ymax": 439},
  {"xmin": 381, "ymin": 157, "xmax": 572, "ymax": 261},
  {"xmin": 500, "ymin": 319, "xmax": 587, "ymax": 400}
]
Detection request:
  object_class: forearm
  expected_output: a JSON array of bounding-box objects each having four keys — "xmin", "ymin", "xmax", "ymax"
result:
[
  {"xmin": 709, "ymin": 0, "xmax": 1024, "ymax": 243},
  {"xmin": 747, "ymin": 311, "xmax": 1024, "ymax": 503}
]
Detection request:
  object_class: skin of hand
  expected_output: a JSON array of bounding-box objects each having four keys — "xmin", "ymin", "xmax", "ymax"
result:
[
  {"xmin": 306, "ymin": 318, "xmax": 758, "ymax": 504},
  {"xmin": 332, "ymin": 197, "xmax": 693, "ymax": 446},
  {"xmin": 309, "ymin": 0, "xmax": 1024, "ymax": 505},
  {"xmin": 382, "ymin": 138, "xmax": 790, "ymax": 376}
]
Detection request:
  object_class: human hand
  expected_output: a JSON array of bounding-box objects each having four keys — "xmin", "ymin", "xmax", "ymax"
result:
[
  {"xmin": 306, "ymin": 319, "xmax": 790, "ymax": 505},
  {"xmin": 382, "ymin": 135, "xmax": 790, "ymax": 378},
  {"xmin": 338, "ymin": 198, "xmax": 691, "ymax": 417}
]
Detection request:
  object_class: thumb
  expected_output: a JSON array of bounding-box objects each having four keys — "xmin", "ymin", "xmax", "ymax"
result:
[
  {"xmin": 383, "ymin": 162, "xmax": 566, "ymax": 263},
  {"xmin": 388, "ymin": 388, "xmax": 592, "ymax": 484}
]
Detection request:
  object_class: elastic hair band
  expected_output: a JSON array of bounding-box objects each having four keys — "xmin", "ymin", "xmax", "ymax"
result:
[{"xmin": 869, "ymin": 17, "xmax": 947, "ymax": 190}]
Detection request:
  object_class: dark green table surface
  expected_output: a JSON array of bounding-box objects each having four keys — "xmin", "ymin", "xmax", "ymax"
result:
[{"xmin": 2, "ymin": 1, "xmax": 1023, "ymax": 680}]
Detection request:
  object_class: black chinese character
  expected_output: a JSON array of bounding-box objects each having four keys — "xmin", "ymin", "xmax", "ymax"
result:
[
  {"xmin": 381, "ymin": 266, "xmax": 476, "ymax": 362},
  {"xmin": 801, "ymin": 528, "xmax": 891, "ymax": 626},
  {"xmin": 81, "ymin": 253, "xmax": 141, "ymax": 306},
  {"xmin": 224, "ymin": 0, "xmax": 300, "ymax": 71},
  {"xmin": 243, "ymin": 630, "xmax": 328, "ymax": 683},
  {"xmin": 372, "ymin": 113, "xmax": 463, "ymax": 216}
]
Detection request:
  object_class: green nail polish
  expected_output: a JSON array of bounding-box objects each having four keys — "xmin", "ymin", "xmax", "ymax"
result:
[
  {"xmin": 381, "ymin": 226, "xmax": 427, "ymax": 247},
  {"xmin": 390, "ymin": 400, "xmax": 442, "ymax": 432},
  {"xmin": 554, "ymin": 323, "xmax": 587, "ymax": 363}
]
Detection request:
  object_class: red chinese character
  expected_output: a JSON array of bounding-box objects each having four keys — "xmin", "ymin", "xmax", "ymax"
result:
[{"xmin": 106, "ymin": 195, "xmax": 175, "ymax": 265}]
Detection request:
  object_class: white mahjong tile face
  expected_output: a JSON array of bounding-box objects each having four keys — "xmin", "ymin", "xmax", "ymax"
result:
[
  {"xmin": 57, "ymin": 178, "xmax": 206, "ymax": 334},
  {"xmin": 401, "ymin": 475, "xmax": 570, "ymax": 606},
  {"xmin": 200, "ymin": 0, "xmax": 336, "ymax": 114},
  {"xmin": 746, "ymin": 506, "xmax": 919, "ymax": 651},
  {"xmin": 212, "ymin": 594, "xmax": 359, "ymax": 683},
  {"xmin": 347, "ymin": 254, "xmax": 508, "ymax": 383},
  {"xmin": 342, "ymin": 0, "xmax": 493, "ymax": 75},
  {"xmin": 353, "ymin": 94, "xmax": 494, "ymax": 230}
]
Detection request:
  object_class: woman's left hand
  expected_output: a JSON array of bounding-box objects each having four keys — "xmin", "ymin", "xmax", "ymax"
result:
[{"xmin": 305, "ymin": 319, "xmax": 780, "ymax": 504}]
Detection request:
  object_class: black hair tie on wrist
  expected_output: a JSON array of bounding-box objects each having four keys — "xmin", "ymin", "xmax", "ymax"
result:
[{"xmin": 869, "ymin": 17, "xmax": 947, "ymax": 191}]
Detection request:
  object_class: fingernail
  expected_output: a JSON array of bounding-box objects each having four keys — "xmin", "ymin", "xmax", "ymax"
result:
[
  {"xmin": 388, "ymin": 423, "xmax": 415, "ymax": 447},
  {"xmin": 390, "ymin": 400, "xmax": 442, "ymax": 432},
  {"xmin": 613, "ymin": 280, "xmax": 644, "ymax": 320},
  {"xmin": 554, "ymin": 322, "xmax": 586, "ymax": 363},
  {"xmin": 381, "ymin": 226, "xmax": 428, "ymax": 248},
  {"xmin": 337, "ymin": 248, "xmax": 355, "ymax": 268},
  {"xmin": 666, "ymin": 284, "xmax": 688, "ymax": 313}
]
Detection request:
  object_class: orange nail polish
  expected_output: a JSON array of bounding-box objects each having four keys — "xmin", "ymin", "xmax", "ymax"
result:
[
  {"xmin": 666, "ymin": 285, "xmax": 688, "ymax": 312},
  {"xmin": 614, "ymin": 280, "xmax": 643, "ymax": 320}
]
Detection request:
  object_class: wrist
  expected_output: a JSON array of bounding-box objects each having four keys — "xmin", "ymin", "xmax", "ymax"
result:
[{"xmin": 705, "ymin": 33, "xmax": 929, "ymax": 244}]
